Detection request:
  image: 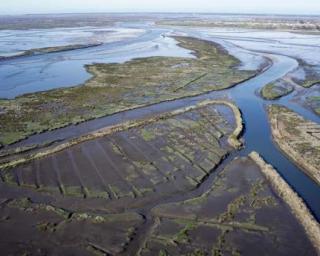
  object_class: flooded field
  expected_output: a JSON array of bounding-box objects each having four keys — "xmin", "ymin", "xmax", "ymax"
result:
[{"xmin": 0, "ymin": 13, "xmax": 319, "ymax": 255}]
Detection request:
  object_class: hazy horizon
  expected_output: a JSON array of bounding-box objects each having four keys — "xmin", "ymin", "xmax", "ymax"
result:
[
  {"xmin": 1, "ymin": 0, "xmax": 320, "ymax": 16},
  {"xmin": 1, "ymin": 11, "xmax": 320, "ymax": 17}
]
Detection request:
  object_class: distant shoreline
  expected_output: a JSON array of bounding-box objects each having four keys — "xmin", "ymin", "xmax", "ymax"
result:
[
  {"xmin": 0, "ymin": 12, "xmax": 320, "ymax": 17},
  {"xmin": 0, "ymin": 43, "xmax": 103, "ymax": 61},
  {"xmin": 1, "ymin": 13, "xmax": 319, "ymax": 32}
]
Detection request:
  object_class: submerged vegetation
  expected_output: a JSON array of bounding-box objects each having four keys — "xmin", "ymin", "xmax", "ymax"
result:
[{"xmin": 0, "ymin": 36, "xmax": 255, "ymax": 145}]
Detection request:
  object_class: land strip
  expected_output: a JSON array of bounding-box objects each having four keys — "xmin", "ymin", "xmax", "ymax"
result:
[
  {"xmin": 0, "ymin": 43, "xmax": 103, "ymax": 61},
  {"xmin": 260, "ymin": 79, "xmax": 294, "ymax": 100},
  {"xmin": 268, "ymin": 105, "xmax": 320, "ymax": 185},
  {"xmin": 157, "ymin": 18, "xmax": 320, "ymax": 32}
]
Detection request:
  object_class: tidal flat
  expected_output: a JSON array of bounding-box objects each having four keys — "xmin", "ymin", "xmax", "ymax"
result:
[{"xmin": 0, "ymin": 101, "xmax": 241, "ymax": 255}]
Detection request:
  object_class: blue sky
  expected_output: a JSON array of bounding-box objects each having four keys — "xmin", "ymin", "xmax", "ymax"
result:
[{"xmin": 1, "ymin": 0, "xmax": 320, "ymax": 15}]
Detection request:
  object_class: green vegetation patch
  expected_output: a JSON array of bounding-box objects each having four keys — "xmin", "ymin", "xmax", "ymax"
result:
[
  {"xmin": 261, "ymin": 81, "xmax": 294, "ymax": 100},
  {"xmin": 301, "ymin": 80, "xmax": 320, "ymax": 88}
]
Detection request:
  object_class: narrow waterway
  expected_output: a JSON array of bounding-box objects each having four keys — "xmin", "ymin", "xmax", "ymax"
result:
[{"xmin": 228, "ymin": 55, "xmax": 320, "ymax": 220}]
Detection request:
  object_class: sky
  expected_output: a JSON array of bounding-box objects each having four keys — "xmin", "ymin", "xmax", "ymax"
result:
[{"xmin": 0, "ymin": 0, "xmax": 320, "ymax": 15}]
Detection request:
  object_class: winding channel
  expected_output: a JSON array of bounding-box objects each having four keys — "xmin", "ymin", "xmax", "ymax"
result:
[{"xmin": 1, "ymin": 26, "xmax": 320, "ymax": 223}]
